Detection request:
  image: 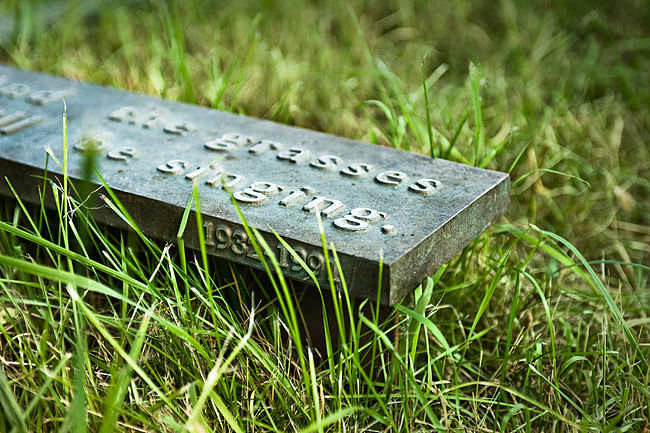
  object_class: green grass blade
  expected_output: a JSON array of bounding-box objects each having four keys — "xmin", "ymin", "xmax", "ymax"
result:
[
  {"xmin": 0, "ymin": 366, "xmax": 28, "ymax": 433},
  {"xmin": 469, "ymin": 62, "xmax": 484, "ymax": 166},
  {"xmin": 99, "ymin": 308, "xmax": 153, "ymax": 433},
  {"xmin": 531, "ymin": 225, "xmax": 648, "ymax": 373}
]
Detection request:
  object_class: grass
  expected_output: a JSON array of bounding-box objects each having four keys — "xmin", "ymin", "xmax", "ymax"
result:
[{"xmin": 0, "ymin": 0, "xmax": 649, "ymax": 431}]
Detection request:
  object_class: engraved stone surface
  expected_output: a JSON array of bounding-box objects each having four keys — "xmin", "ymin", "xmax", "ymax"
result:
[{"xmin": 0, "ymin": 65, "xmax": 510, "ymax": 305}]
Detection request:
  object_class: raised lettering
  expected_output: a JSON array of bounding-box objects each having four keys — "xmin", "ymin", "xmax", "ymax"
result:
[
  {"xmin": 222, "ymin": 173, "xmax": 246, "ymax": 189},
  {"xmin": 276, "ymin": 243, "xmax": 290, "ymax": 268},
  {"xmin": 249, "ymin": 139, "xmax": 283, "ymax": 155},
  {"xmin": 334, "ymin": 208, "xmax": 383, "ymax": 232},
  {"xmin": 140, "ymin": 108, "xmax": 165, "ymax": 128},
  {"xmin": 205, "ymin": 171, "xmax": 223, "ymax": 187},
  {"xmin": 310, "ymin": 155, "xmax": 342, "ymax": 170},
  {"xmin": 163, "ymin": 121, "xmax": 196, "ymax": 135},
  {"xmin": 234, "ymin": 181, "xmax": 283, "ymax": 205},
  {"xmin": 231, "ymin": 230, "xmax": 248, "ymax": 255},
  {"xmin": 341, "ymin": 162, "xmax": 372, "ymax": 178},
  {"xmin": 74, "ymin": 132, "xmax": 111, "ymax": 153},
  {"xmin": 291, "ymin": 247, "xmax": 308, "ymax": 272},
  {"xmin": 215, "ymin": 225, "xmax": 232, "ymax": 249},
  {"xmin": 205, "ymin": 138, "xmax": 234, "ymax": 152},
  {"xmin": 0, "ymin": 111, "xmax": 26, "ymax": 127},
  {"xmin": 205, "ymin": 132, "xmax": 258, "ymax": 152},
  {"xmin": 0, "ymin": 83, "xmax": 30, "ymax": 99},
  {"xmin": 204, "ymin": 222, "xmax": 216, "ymax": 247},
  {"xmin": 0, "ymin": 115, "xmax": 41, "ymax": 135},
  {"xmin": 157, "ymin": 159, "xmax": 188, "ymax": 175},
  {"xmin": 279, "ymin": 189, "xmax": 307, "ymax": 207},
  {"xmin": 306, "ymin": 252, "xmax": 324, "ymax": 275},
  {"xmin": 222, "ymin": 132, "xmax": 258, "ymax": 146},
  {"xmin": 246, "ymin": 240, "xmax": 260, "ymax": 259},
  {"xmin": 204, "ymin": 222, "xmax": 324, "ymax": 276},
  {"xmin": 206, "ymin": 172, "xmax": 245, "ymax": 190},
  {"xmin": 408, "ymin": 178, "xmax": 440, "ymax": 195},
  {"xmin": 250, "ymin": 181, "xmax": 283, "ymax": 195},
  {"xmin": 381, "ymin": 224, "xmax": 396, "ymax": 234},
  {"xmin": 233, "ymin": 189, "xmax": 267, "ymax": 205},
  {"xmin": 109, "ymin": 106, "xmax": 164, "ymax": 128},
  {"xmin": 107, "ymin": 147, "xmax": 137, "ymax": 162},
  {"xmin": 26, "ymin": 88, "xmax": 75, "ymax": 105},
  {"xmin": 108, "ymin": 106, "xmax": 137, "ymax": 122},
  {"xmin": 184, "ymin": 166, "xmax": 212, "ymax": 181},
  {"xmin": 375, "ymin": 170, "xmax": 407, "ymax": 186},
  {"xmin": 277, "ymin": 147, "xmax": 310, "ymax": 163},
  {"xmin": 303, "ymin": 196, "xmax": 344, "ymax": 217}
]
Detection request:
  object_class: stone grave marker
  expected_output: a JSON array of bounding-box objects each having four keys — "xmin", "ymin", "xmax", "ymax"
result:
[{"xmin": 0, "ymin": 65, "xmax": 509, "ymax": 305}]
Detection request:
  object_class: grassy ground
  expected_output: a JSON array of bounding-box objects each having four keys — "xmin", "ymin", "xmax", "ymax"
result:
[{"xmin": 0, "ymin": 0, "xmax": 648, "ymax": 431}]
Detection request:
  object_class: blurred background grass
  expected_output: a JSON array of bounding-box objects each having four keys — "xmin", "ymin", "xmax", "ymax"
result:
[{"xmin": 0, "ymin": 0, "xmax": 648, "ymax": 431}]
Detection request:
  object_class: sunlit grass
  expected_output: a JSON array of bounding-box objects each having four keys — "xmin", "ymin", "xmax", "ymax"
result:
[{"xmin": 0, "ymin": 0, "xmax": 648, "ymax": 431}]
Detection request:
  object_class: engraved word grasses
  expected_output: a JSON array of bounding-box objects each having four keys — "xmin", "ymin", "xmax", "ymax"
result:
[{"xmin": 105, "ymin": 105, "xmax": 442, "ymax": 236}]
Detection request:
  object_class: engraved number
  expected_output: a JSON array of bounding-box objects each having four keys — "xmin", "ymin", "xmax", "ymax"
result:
[
  {"xmin": 215, "ymin": 225, "xmax": 232, "ymax": 249},
  {"xmin": 276, "ymin": 243, "xmax": 290, "ymax": 268},
  {"xmin": 291, "ymin": 247, "xmax": 307, "ymax": 272},
  {"xmin": 307, "ymin": 252, "xmax": 324, "ymax": 275},
  {"xmin": 231, "ymin": 230, "xmax": 248, "ymax": 255},
  {"xmin": 204, "ymin": 222, "xmax": 216, "ymax": 247},
  {"xmin": 204, "ymin": 223, "xmax": 323, "ymax": 276},
  {"xmin": 288, "ymin": 247, "xmax": 324, "ymax": 275}
]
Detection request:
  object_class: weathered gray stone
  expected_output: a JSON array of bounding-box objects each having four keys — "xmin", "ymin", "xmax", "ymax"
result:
[{"xmin": 0, "ymin": 65, "xmax": 509, "ymax": 305}]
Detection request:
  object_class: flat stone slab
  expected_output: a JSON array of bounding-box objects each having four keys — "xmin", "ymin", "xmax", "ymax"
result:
[{"xmin": 0, "ymin": 64, "xmax": 509, "ymax": 305}]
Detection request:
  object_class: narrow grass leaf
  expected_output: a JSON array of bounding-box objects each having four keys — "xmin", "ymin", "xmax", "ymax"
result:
[
  {"xmin": 469, "ymin": 62, "xmax": 484, "ymax": 166},
  {"xmin": 532, "ymin": 225, "xmax": 648, "ymax": 373},
  {"xmin": 298, "ymin": 407, "xmax": 359, "ymax": 433},
  {"xmin": 466, "ymin": 249, "xmax": 511, "ymax": 348},
  {"xmin": 99, "ymin": 308, "xmax": 153, "ymax": 433},
  {"xmin": 0, "ymin": 366, "xmax": 28, "ymax": 433}
]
